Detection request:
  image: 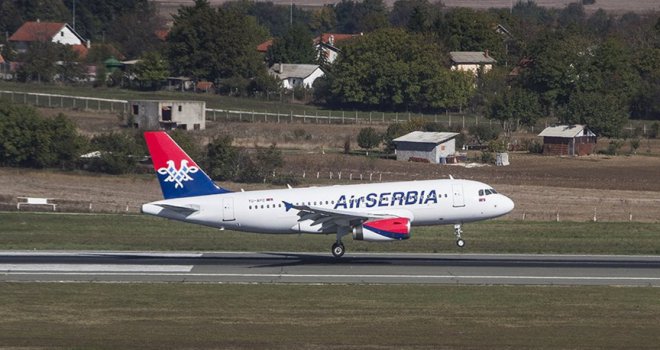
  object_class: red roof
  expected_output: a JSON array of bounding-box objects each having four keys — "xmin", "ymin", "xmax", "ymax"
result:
[
  {"xmin": 71, "ymin": 44, "xmax": 88, "ymax": 59},
  {"xmin": 155, "ymin": 29, "xmax": 169, "ymax": 41},
  {"xmin": 9, "ymin": 21, "xmax": 67, "ymax": 42},
  {"xmin": 0, "ymin": 54, "xmax": 5, "ymax": 64},
  {"xmin": 315, "ymin": 33, "xmax": 360, "ymax": 46},
  {"xmin": 257, "ymin": 39, "xmax": 273, "ymax": 53}
]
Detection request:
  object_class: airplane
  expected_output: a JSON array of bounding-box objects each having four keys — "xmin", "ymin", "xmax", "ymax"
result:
[{"xmin": 141, "ymin": 131, "xmax": 515, "ymax": 258}]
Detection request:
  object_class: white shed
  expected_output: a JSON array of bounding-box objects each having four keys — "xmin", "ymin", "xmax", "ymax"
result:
[{"xmin": 393, "ymin": 131, "xmax": 460, "ymax": 164}]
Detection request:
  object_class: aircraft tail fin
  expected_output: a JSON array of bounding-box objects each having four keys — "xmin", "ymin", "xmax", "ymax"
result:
[{"xmin": 144, "ymin": 131, "xmax": 230, "ymax": 199}]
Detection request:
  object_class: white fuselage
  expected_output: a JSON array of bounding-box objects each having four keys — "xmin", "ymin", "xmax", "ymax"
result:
[{"xmin": 142, "ymin": 179, "xmax": 514, "ymax": 234}]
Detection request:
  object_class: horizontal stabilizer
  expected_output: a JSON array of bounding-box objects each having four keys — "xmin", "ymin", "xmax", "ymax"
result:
[{"xmin": 155, "ymin": 203, "xmax": 199, "ymax": 216}]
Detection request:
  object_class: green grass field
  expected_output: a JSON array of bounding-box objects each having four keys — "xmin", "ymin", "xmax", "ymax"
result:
[
  {"xmin": 1, "ymin": 212, "xmax": 659, "ymax": 254},
  {"xmin": 1, "ymin": 283, "xmax": 659, "ymax": 349}
]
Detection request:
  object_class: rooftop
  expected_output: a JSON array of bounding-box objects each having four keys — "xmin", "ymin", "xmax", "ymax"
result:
[
  {"xmin": 9, "ymin": 21, "xmax": 84, "ymax": 43},
  {"xmin": 393, "ymin": 131, "xmax": 460, "ymax": 144},
  {"xmin": 268, "ymin": 64, "xmax": 322, "ymax": 80},
  {"xmin": 450, "ymin": 51, "xmax": 497, "ymax": 64},
  {"xmin": 538, "ymin": 125, "xmax": 596, "ymax": 138}
]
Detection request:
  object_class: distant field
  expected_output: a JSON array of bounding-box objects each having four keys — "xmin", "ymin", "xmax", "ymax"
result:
[
  {"xmin": 154, "ymin": 0, "xmax": 660, "ymax": 11},
  {"xmin": 1, "ymin": 212, "xmax": 659, "ymax": 254},
  {"xmin": 155, "ymin": 0, "xmax": 660, "ymax": 13}
]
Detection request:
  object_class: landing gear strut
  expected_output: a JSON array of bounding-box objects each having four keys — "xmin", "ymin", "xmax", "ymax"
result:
[{"xmin": 454, "ymin": 224, "xmax": 465, "ymax": 248}]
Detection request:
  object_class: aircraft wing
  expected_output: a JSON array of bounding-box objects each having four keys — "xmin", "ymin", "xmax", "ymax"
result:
[{"xmin": 283, "ymin": 201, "xmax": 401, "ymax": 232}]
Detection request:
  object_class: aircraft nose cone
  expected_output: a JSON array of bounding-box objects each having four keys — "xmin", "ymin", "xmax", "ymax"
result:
[{"xmin": 502, "ymin": 196, "xmax": 515, "ymax": 214}]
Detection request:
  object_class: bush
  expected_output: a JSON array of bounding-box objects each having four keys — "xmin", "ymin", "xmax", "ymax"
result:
[
  {"xmin": 357, "ymin": 127, "xmax": 382, "ymax": 151},
  {"xmin": 469, "ymin": 124, "xmax": 500, "ymax": 145},
  {"xmin": 87, "ymin": 132, "xmax": 142, "ymax": 174},
  {"xmin": 271, "ymin": 173, "xmax": 301, "ymax": 186},
  {"xmin": 650, "ymin": 122, "xmax": 659, "ymax": 139},
  {"xmin": 600, "ymin": 140, "xmax": 625, "ymax": 155},
  {"xmin": 0, "ymin": 101, "xmax": 86, "ymax": 169},
  {"xmin": 527, "ymin": 140, "xmax": 544, "ymax": 154},
  {"xmin": 480, "ymin": 151, "xmax": 495, "ymax": 164}
]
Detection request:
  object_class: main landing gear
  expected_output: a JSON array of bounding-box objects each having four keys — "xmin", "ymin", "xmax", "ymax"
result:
[
  {"xmin": 331, "ymin": 229, "xmax": 349, "ymax": 258},
  {"xmin": 454, "ymin": 223, "xmax": 466, "ymax": 248}
]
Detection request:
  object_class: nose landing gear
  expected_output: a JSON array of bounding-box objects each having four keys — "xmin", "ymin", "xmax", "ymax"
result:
[{"xmin": 454, "ymin": 224, "xmax": 465, "ymax": 248}]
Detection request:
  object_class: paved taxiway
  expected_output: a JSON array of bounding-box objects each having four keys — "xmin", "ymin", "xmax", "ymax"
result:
[{"xmin": 2, "ymin": 251, "xmax": 660, "ymax": 286}]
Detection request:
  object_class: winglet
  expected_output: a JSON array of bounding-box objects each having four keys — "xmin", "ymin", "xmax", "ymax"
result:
[{"xmin": 283, "ymin": 201, "xmax": 294, "ymax": 212}]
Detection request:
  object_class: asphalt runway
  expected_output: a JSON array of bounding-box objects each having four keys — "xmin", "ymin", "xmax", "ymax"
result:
[{"xmin": 1, "ymin": 251, "xmax": 660, "ymax": 286}]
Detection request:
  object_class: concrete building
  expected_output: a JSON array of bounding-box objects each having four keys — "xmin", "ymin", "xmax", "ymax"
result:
[
  {"xmin": 538, "ymin": 125, "xmax": 597, "ymax": 156},
  {"xmin": 393, "ymin": 131, "xmax": 460, "ymax": 164},
  {"xmin": 130, "ymin": 100, "xmax": 205, "ymax": 130}
]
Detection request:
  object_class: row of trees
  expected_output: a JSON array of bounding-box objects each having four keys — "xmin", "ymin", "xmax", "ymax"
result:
[{"xmin": 2, "ymin": 0, "xmax": 659, "ymax": 133}]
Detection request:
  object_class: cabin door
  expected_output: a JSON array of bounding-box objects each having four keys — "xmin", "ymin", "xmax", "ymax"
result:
[
  {"xmin": 222, "ymin": 198, "xmax": 235, "ymax": 221},
  {"xmin": 452, "ymin": 184, "xmax": 465, "ymax": 208}
]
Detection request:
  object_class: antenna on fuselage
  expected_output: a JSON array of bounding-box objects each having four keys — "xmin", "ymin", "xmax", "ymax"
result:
[{"xmin": 449, "ymin": 175, "xmax": 454, "ymax": 180}]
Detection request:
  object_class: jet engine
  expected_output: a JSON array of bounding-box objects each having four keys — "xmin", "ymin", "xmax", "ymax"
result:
[{"xmin": 352, "ymin": 218, "xmax": 411, "ymax": 241}]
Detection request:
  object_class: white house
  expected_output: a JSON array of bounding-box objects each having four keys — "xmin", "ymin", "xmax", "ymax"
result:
[
  {"xmin": 268, "ymin": 64, "xmax": 325, "ymax": 90},
  {"xmin": 450, "ymin": 51, "xmax": 497, "ymax": 76},
  {"xmin": 9, "ymin": 21, "xmax": 89, "ymax": 54}
]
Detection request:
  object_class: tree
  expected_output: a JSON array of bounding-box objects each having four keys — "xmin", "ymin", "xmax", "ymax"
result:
[
  {"xmin": 206, "ymin": 134, "xmax": 239, "ymax": 181},
  {"xmin": 561, "ymin": 91, "xmax": 627, "ymax": 137},
  {"xmin": 0, "ymin": 101, "xmax": 85, "ymax": 168},
  {"xmin": 327, "ymin": 28, "xmax": 470, "ymax": 112},
  {"xmin": 333, "ymin": 0, "xmax": 388, "ymax": 34},
  {"xmin": 106, "ymin": 1, "xmax": 165, "ymax": 59},
  {"xmin": 434, "ymin": 8, "xmax": 505, "ymax": 62},
  {"xmin": 167, "ymin": 0, "xmax": 268, "ymax": 82},
  {"xmin": 16, "ymin": 41, "xmax": 61, "ymax": 83},
  {"xmin": 266, "ymin": 23, "xmax": 316, "ymax": 66},
  {"xmin": 134, "ymin": 51, "xmax": 169, "ymax": 90},
  {"xmin": 88, "ymin": 132, "xmax": 142, "ymax": 174},
  {"xmin": 357, "ymin": 127, "xmax": 382, "ymax": 152},
  {"xmin": 486, "ymin": 88, "xmax": 543, "ymax": 135}
]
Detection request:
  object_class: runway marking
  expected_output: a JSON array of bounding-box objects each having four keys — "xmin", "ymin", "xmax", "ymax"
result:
[{"xmin": 0, "ymin": 264, "xmax": 194, "ymax": 272}]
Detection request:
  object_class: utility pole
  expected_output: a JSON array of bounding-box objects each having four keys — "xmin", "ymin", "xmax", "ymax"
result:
[{"xmin": 72, "ymin": 0, "xmax": 76, "ymax": 31}]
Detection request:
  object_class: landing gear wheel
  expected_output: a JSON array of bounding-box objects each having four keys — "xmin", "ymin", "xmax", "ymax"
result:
[
  {"xmin": 331, "ymin": 242, "xmax": 345, "ymax": 258},
  {"xmin": 456, "ymin": 239, "xmax": 465, "ymax": 248}
]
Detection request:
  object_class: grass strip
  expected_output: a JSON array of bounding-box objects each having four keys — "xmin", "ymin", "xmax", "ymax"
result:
[
  {"xmin": 1, "ymin": 212, "xmax": 659, "ymax": 254},
  {"xmin": 0, "ymin": 283, "xmax": 659, "ymax": 349}
]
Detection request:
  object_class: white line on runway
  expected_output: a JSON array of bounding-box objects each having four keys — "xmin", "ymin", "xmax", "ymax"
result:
[{"xmin": 0, "ymin": 264, "xmax": 194, "ymax": 272}]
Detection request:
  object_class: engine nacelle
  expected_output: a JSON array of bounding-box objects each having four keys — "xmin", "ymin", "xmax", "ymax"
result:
[{"xmin": 352, "ymin": 218, "xmax": 411, "ymax": 242}]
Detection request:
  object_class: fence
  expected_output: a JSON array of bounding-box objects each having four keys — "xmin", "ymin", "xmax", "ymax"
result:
[
  {"xmin": 0, "ymin": 90, "xmax": 491, "ymax": 127},
  {"xmin": 2, "ymin": 90, "xmax": 656, "ymax": 134}
]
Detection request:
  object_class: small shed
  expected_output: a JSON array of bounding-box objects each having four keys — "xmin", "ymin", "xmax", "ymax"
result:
[
  {"xmin": 130, "ymin": 100, "xmax": 205, "ymax": 131},
  {"xmin": 538, "ymin": 125, "xmax": 596, "ymax": 156},
  {"xmin": 393, "ymin": 131, "xmax": 460, "ymax": 164}
]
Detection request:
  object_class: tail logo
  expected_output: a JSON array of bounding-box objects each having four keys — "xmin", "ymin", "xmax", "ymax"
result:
[{"xmin": 157, "ymin": 160, "xmax": 199, "ymax": 189}]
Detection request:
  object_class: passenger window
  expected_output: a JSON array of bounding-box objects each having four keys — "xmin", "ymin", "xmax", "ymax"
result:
[
  {"xmin": 261, "ymin": 205, "xmax": 264, "ymax": 209},
  {"xmin": 479, "ymin": 190, "xmax": 484, "ymax": 196}
]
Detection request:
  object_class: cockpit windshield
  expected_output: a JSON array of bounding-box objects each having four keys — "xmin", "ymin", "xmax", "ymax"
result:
[{"xmin": 479, "ymin": 188, "xmax": 498, "ymax": 196}]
